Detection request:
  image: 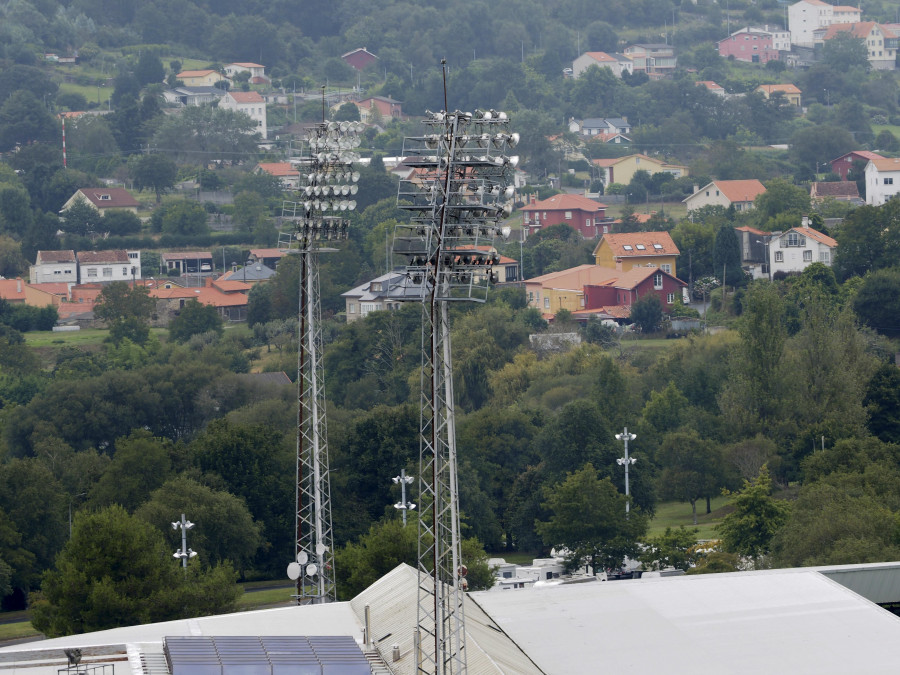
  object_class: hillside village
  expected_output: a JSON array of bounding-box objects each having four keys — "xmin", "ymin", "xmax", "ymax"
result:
[{"xmin": 2, "ymin": 0, "xmax": 900, "ymax": 665}]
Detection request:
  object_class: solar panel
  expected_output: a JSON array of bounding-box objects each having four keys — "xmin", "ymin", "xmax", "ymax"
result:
[{"xmin": 164, "ymin": 637, "xmax": 369, "ymax": 675}]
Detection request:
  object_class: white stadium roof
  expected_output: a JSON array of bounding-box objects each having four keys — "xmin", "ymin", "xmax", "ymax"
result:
[{"xmin": 2, "ymin": 563, "xmax": 900, "ymax": 675}]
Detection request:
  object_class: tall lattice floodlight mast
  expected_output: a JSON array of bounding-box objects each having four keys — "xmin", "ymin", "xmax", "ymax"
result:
[
  {"xmin": 393, "ymin": 87, "xmax": 519, "ymax": 674},
  {"xmin": 281, "ymin": 119, "xmax": 363, "ymax": 604}
]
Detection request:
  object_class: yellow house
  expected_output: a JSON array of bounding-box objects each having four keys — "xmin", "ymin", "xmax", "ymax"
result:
[
  {"xmin": 755, "ymin": 84, "xmax": 802, "ymax": 106},
  {"xmin": 176, "ymin": 69, "xmax": 225, "ymax": 87},
  {"xmin": 524, "ymin": 264, "xmax": 622, "ymax": 315},
  {"xmin": 592, "ymin": 154, "xmax": 689, "ymax": 188},
  {"xmin": 593, "ymin": 231, "xmax": 679, "ymax": 277}
]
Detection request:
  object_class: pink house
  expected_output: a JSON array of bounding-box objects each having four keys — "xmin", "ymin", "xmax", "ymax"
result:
[
  {"xmin": 830, "ymin": 150, "xmax": 884, "ymax": 180},
  {"xmin": 717, "ymin": 31, "xmax": 780, "ymax": 63}
]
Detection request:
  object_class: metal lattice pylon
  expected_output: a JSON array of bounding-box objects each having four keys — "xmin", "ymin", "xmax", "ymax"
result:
[
  {"xmin": 393, "ymin": 101, "xmax": 518, "ymax": 674},
  {"xmin": 281, "ymin": 119, "xmax": 363, "ymax": 604}
]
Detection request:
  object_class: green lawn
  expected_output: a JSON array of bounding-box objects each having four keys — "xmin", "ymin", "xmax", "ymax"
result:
[
  {"xmin": 647, "ymin": 496, "xmax": 731, "ymax": 540},
  {"xmin": 57, "ymin": 81, "xmax": 112, "ymax": 107},
  {"xmin": 24, "ymin": 327, "xmax": 168, "ymax": 349},
  {"xmin": 237, "ymin": 586, "xmax": 295, "ymax": 610},
  {"xmin": 0, "ymin": 621, "xmax": 41, "ymax": 642}
]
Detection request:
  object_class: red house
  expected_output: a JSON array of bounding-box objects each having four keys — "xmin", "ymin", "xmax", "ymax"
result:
[
  {"xmin": 830, "ymin": 151, "xmax": 884, "ymax": 181},
  {"xmin": 342, "ymin": 48, "xmax": 378, "ymax": 71},
  {"xmin": 520, "ymin": 193, "xmax": 608, "ymax": 238},
  {"xmin": 583, "ymin": 266, "xmax": 686, "ymax": 312}
]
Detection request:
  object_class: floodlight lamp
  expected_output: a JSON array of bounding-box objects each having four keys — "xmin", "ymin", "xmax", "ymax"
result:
[
  {"xmin": 327, "ymin": 121, "xmax": 338, "ymax": 131},
  {"xmin": 409, "ymin": 503, "xmax": 416, "ymax": 510},
  {"xmin": 172, "ymin": 522, "xmax": 179, "ymax": 530},
  {"xmin": 502, "ymin": 203, "xmax": 513, "ymax": 216},
  {"xmin": 352, "ymin": 172, "xmax": 361, "ymax": 182},
  {"xmin": 188, "ymin": 549, "xmax": 197, "ymax": 558},
  {"xmin": 497, "ymin": 111, "xmax": 508, "ymax": 121},
  {"xmin": 348, "ymin": 200, "xmax": 357, "ymax": 210},
  {"xmin": 482, "ymin": 110, "xmax": 493, "ymax": 121},
  {"xmin": 509, "ymin": 132, "xmax": 520, "ymax": 147},
  {"xmin": 185, "ymin": 520, "xmax": 194, "ymax": 529},
  {"xmin": 173, "ymin": 552, "xmax": 181, "ymax": 559},
  {"xmin": 501, "ymin": 226, "xmax": 512, "ymax": 239}
]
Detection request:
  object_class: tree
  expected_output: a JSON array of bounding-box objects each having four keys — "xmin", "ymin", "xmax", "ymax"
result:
[
  {"xmin": 535, "ymin": 463, "xmax": 648, "ymax": 573},
  {"xmin": 853, "ymin": 267, "xmax": 900, "ymax": 338},
  {"xmin": 629, "ymin": 294, "xmax": 663, "ymax": 333},
  {"xmin": 822, "ymin": 32, "xmax": 869, "ymax": 70},
  {"xmin": 135, "ymin": 476, "xmax": 262, "ymax": 572},
  {"xmin": 169, "ymin": 300, "xmax": 224, "ymax": 343},
  {"xmin": 334, "ymin": 102, "xmax": 361, "ymax": 121},
  {"xmin": 134, "ymin": 52, "xmax": 165, "ymax": 86},
  {"xmin": 87, "ymin": 431, "xmax": 175, "ymax": 512},
  {"xmin": 334, "ymin": 518, "xmax": 418, "ymax": 600},
  {"xmin": 864, "ymin": 363, "xmax": 900, "ymax": 443},
  {"xmin": 712, "ymin": 223, "xmax": 744, "ymax": 287},
  {"xmin": 101, "ymin": 210, "xmax": 142, "ymax": 236},
  {"xmin": 639, "ymin": 526, "xmax": 700, "ymax": 571},
  {"xmin": 789, "ymin": 125, "xmax": 854, "ymax": 173},
  {"xmin": 153, "ymin": 201, "xmax": 209, "ymax": 236},
  {"xmin": 60, "ymin": 198, "xmax": 101, "ymax": 236},
  {"xmin": 717, "ymin": 466, "xmax": 790, "ymax": 565},
  {"xmin": 755, "ymin": 178, "xmax": 811, "ymax": 222},
  {"xmin": 95, "ymin": 282, "xmax": 154, "ymax": 342},
  {"xmin": 0, "ymin": 90, "xmax": 58, "ymax": 151},
  {"xmin": 31, "ymin": 506, "xmax": 241, "ymax": 637},
  {"xmin": 132, "ymin": 154, "xmax": 177, "ymax": 203},
  {"xmin": 657, "ymin": 430, "xmax": 724, "ymax": 525}
]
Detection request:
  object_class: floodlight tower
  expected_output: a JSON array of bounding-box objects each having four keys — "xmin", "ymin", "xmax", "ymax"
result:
[
  {"xmin": 280, "ymin": 118, "xmax": 362, "ymax": 604},
  {"xmin": 393, "ymin": 65, "xmax": 518, "ymax": 675}
]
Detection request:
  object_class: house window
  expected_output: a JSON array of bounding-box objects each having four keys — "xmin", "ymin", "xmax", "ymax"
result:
[
  {"xmin": 803, "ymin": 250, "xmax": 813, "ymax": 261},
  {"xmin": 349, "ymin": 303, "xmax": 357, "ymax": 314},
  {"xmin": 774, "ymin": 251, "xmax": 784, "ymax": 262},
  {"xmin": 102, "ymin": 267, "xmax": 113, "ymax": 277},
  {"xmin": 623, "ymin": 245, "xmax": 633, "ymax": 251},
  {"xmin": 666, "ymin": 292, "xmax": 675, "ymax": 304},
  {"xmin": 528, "ymin": 291, "xmax": 534, "ymax": 302},
  {"xmin": 653, "ymin": 244, "xmax": 663, "ymax": 250},
  {"xmin": 564, "ymin": 211, "xmax": 572, "ymax": 219},
  {"xmin": 820, "ymin": 251, "xmax": 830, "ymax": 263},
  {"xmin": 544, "ymin": 297, "xmax": 550, "ymax": 309},
  {"xmin": 636, "ymin": 244, "xmax": 646, "ymax": 250},
  {"xmin": 87, "ymin": 268, "xmax": 97, "ymax": 277},
  {"xmin": 885, "ymin": 177, "xmax": 894, "ymax": 185},
  {"xmin": 122, "ymin": 267, "xmax": 128, "ymax": 275},
  {"xmin": 786, "ymin": 233, "xmax": 805, "ymax": 247},
  {"xmin": 661, "ymin": 264, "xmax": 671, "ymax": 273},
  {"xmin": 653, "ymin": 273, "xmax": 663, "ymax": 289}
]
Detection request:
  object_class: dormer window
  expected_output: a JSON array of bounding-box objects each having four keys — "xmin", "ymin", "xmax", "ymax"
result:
[
  {"xmin": 370, "ymin": 282, "xmax": 382, "ymax": 292},
  {"xmin": 636, "ymin": 244, "xmax": 646, "ymax": 250},
  {"xmin": 99, "ymin": 194, "xmax": 111, "ymax": 200},
  {"xmin": 653, "ymin": 243, "xmax": 663, "ymax": 250},
  {"xmin": 623, "ymin": 245, "xmax": 633, "ymax": 251}
]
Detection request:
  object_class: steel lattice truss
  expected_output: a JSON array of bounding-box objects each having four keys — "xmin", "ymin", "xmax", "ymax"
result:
[
  {"xmin": 280, "ymin": 120, "xmax": 363, "ymax": 604},
  {"xmin": 393, "ymin": 109, "xmax": 518, "ymax": 675}
]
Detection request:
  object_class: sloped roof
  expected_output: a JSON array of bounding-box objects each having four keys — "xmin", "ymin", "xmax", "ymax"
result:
[
  {"xmin": 831, "ymin": 150, "xmax": 884, "ymax": 163},
  {"xmin": 595, "ymin": 231, "xmax": 680, "ymax": 258},
  {"xmin": 161, "ymin": 251, "xmax": 213, "ymax": 261},
  {"xmin": 868, "ymin": 157, "xmax": 900, "ymax": 172},
  {"xmin": 520, "ymin": 193, "xmax": 607, "ymax": 213},
  {"xmin": 149, "ymin": 286, "xmax": 248, "ymax": 308},
  {"xmin": 757, "ymin": 83, "xmax": 802, "ymax": 95},
  {"xmin": 36, "ymin": 250, "xmax": 76, "ymax": 264},
  {"xmin": 811, "ymin": 181, "xmax": 860, "ymax": 198},
  {"xmin": 256, "ymin": 162, "xmax": 300, "ymax": 177},
  {"xmin": 176, "ymin": 69, "xmax": 218, "ymax": 78},
  {"xmin": 687, "ymin": 179, "xmax": 767, "ymax": 204},
  {"xmin": 822, "ymin": 21, "xmax": 896, "ymax": 40},
  {"xmin": 250, "ymin": 248, "xmax": 289, "ymax": 259},
  {"xmin": 212, "ymin": 280, "xmax": 252, "ymax": 293},
  {"xmin": 583, "ymin": 51, "xmax": 618, "ymax": 62},
  {"xmin": 229, "ymin": 62, "xmax": 264, "ymax": 68},
  {"xmin": 220, "ymin": 264, "xmax": 276, "ymax": 282},
  {"xmin": 227, "ymin": 91, "xmax": 265, "ymax": 103},
  {"xmin": 772, "ymin": 225, "xmax": 837, "ymax": 248},
  {"xmin": 696, "ymin": 80, "xmax": 724, "ymax": 90},
  {"xmin": 75, "ymin": 188, "xmax": 139, "ymax": 209},
  {"xmin": 78, "ymin": 250, "xmax": 129, "ymax": 265},
  {"xmin": 525, "ymin": 264, "xmax": 620, "ymax": 287},
  {"xmin": 735, "ymin": 225, "xmax": 771, "ymax": 236}
]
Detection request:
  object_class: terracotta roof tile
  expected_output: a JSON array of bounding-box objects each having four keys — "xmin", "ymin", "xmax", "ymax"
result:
[
  {"xmin": 78, "ymin": 249, "xmax": 129, "ymax": 264},
  {"xmin": 598, "ymin": 232, "xmax": 680, "ymax": 257},
  {"xmin": 520, "ymin": 193, "xmax": 606, "ymax": 213},
  {"xmin": 228, "ymin": 91, "xmax": 265, "ymax": 103}
]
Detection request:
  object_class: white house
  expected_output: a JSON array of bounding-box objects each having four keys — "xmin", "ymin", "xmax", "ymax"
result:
[
  {"xmin": 768, "ymin": 221, "xmax": 837, "ymax": 275},
  {"xmin": 223, "ymin": 62, "xmax": 268, "ymax": 83},
  {"xmin": 341, "ymin": 271, "xmax": 411, "ymax": 322},
  {"xmin": 29, "ymin": 250, "xmax": 77, "ymax": 284},
  {"xmin": 865, "ymin": 156, "xmax": 900, "ymax": 205},
  {"xmin": 684, "ymin": 179, "xmax": 767, "ymax": 212},
  {"xmin": 789, "ymin": 0, "xmax": 861, "ymax": 46},
  {"xmin": 572, "ymin": 52, "xmax": 634, "ymax": 78},
  {"xmin": 77, "ymin": 249, "xmax": 141, "ymax": 283},
  {"xmin": 219, "ymin": 90, "xmax": 267, "ymax": 139}
]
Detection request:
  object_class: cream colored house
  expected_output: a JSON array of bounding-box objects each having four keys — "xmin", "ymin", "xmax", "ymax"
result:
[
  {"xmin": 684, "ymin": 179, "xmax": 767, "ymax": 212},
  {"xmin": 592, "ymin": 154, "xmax": 688, "ymax": 188},
  {"xmin": 176, "ymin": 70, "xmax": 225, "ymax": 87}
]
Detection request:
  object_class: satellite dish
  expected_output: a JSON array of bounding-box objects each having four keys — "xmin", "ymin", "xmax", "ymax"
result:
[
  {"xmin": 306, "ymin": 563, "xmax": 318, "ymax": 576},
  {"xmin": 297, "ymin": 551, "xmax": 309, "ymax": 564},
  {"xmin": 315, "ymin": 543, "xmax": 327, "ymax": 556},
  {"xmin": 287, "ymin": 562, "xmax": 301, "ymax": 580}
]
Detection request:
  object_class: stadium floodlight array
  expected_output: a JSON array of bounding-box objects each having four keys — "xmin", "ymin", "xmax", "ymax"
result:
[
  {"xmin": 278, "ymin": 119, "xmax": 363, "ymax": 605},
  {"xmin": 393, "ymin": 109, "xmax": 517, "ymax": 302}
]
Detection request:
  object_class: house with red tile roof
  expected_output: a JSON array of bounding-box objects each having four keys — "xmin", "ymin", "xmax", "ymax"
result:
[
  {"xmin": 30, "ymin": 250, "xmax": 77, "ymax": 284},
  {"xmin": 830, "ymin": 150, "xmax": 884, "ymax": 180},
  {"xmin": 591, "ymin": 154, "xmax": 689, "ymax": 188},
  {"xmin": 769, "ymin": 221, "xmax": 837, "ymax": 275},
  {"xmin": 520, "ymin": 193, "xmax": 608, "ymax": 238},
  {"xmin": 61, "ymin": 188, "xmax": 139, "ymax": 214},
  {"xmin": 223, "ymin": 63, "xmax": 268, "ymax": 83},
  {"xmin": 248, "ymin": 248, "xmax": 289, "ymax": 269},
  {"xmin": 523, "ymin": 263, "xmax": 686, "ymax": 320},
  {"xmin": 718, "ymin": 30, "xmax": 781, "ymax": 63},
  {"xmin": 353, "ymin": 96, "xmax": 403, "ymax": 123},
  {"xmin": 817, "ymin": 22, "xmax": 897, "ymax": 70},
  {"xmin": 149, "ymin": 277, "xmax": 250, "ymax": 322},
  {"xmin": 695, "ymin": 81, "xmax": 727, "ymax": 96},
  {"xmin": 0, "ymin": 278, "xmax": 60, "ymax": 307},
  {"xmin": 755, "ymin": 84, "xmax": 802, "ymax": 106},
  {"xmin": 789, "ymin": 0, "xmax": 861, "ymax": 47},
  {"xmin": 810, "ymin": 181, "xmax": 862, "ymax": 203},
  {"xmin": 220, "ymin": 90, "xmax": 266, "ymax": 138},
  {"xmin": 572, "ymin": 52, "xmax": 634, "ymax": 78},
  {"xmin": 593, "ymin": 231, "xmax": 680, "ymax": 277},
  {"xmin": 77, "ymin": 250, "xmax": 139, "ymax": 283},
  {"xmin": 684, "ymin": 179, "xmax": 767, "ymax": 212},
  {"xmin": 255, "ymin": 162, "xmax": 301, "ymax": 190}
]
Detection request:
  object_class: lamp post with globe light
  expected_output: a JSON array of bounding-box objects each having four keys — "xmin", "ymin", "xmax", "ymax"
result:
[{"xmin": 616, "ymin": 428, "xmax": 637, "ymax": 518}]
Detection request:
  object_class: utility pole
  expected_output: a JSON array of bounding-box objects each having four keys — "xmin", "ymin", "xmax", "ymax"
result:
[
  {"xmin": 393, "ymin": 469, "xmax": 416, "ymax": 526},
  {"xmin": 615, "ymin": 428, "xmax": 637, "ymax": 518},
  {"xmin": 172, "ymin": 513, "xmax": 197, "ymax": 570}
]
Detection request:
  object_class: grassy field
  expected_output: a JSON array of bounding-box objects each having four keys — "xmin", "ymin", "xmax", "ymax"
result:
[
  {"xmin": 237, "ymin": 586, "xmax": 295, "ymax": 610},
  {"xmin": 647, "ymin": 496, "xmax": 731, "ymax": 541},
  {"xmin": 0, "ymin": 621, "xmax": 41, "ymax": 642}
]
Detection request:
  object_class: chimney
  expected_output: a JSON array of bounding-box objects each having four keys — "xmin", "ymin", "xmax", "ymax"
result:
[
  {"xmin": 693, "ymin": 184, "xmax": 699, "ymax": 193},
  {"xmin": 801, "ymin": 215, "xmax": 810, "ymax": 228},
  {"xmin": 16, "ymin": 278, "xmax": 22, "ymax": 293}
]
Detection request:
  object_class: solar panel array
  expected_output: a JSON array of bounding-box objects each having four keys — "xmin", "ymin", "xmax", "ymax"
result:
[{"xmin": 163, "ymin": 636, "xmax": 370, "ymax": 675}]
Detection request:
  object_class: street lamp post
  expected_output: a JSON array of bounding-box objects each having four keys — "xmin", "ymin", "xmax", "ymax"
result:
[
  {"xmin": 171, "ymin": 513, "xmax": 197, "ymax": 569},
  {"xmin": 615, "ymin": 428, "xmax": 637, "ymax": 518},
  {"xmin": 392, "ymin": 468, "xmax": 416, "ymax": 526}
]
